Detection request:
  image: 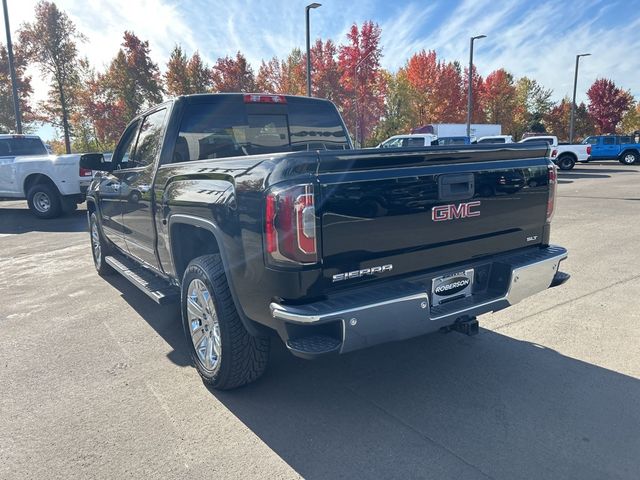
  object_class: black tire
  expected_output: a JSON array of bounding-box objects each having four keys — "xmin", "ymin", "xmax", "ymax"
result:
[
  {"xmin": 89, "ymin": 212, "xmax": 115, "ymax": 276},
  {"xmin": 557, "ymin": 155, "xmax": 575, "ymax": 170},
  {"xmin": 26, "ymin": 183, "xmax": 62, "ymax": 219},
  {"xmin": 620, "ymin": 151, "xmax": 638, "ymax": 165},
  {"xmin": 181, "ymin": 254, "xmax": 269, "ymax": 390}
]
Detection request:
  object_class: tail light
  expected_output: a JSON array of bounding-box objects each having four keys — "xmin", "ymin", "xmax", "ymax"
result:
[
  {"xmin": 551, "ymin": 149, "xmax": 558, "ymax": 158},
  {"xmin": 79, "ymin": 166, "xmax": 93, "ymax": 177},
  {"xmin": 586, "ymin": 145, "xmax": 592, "ymax": 155},
  {"xmin": 265, "ymin": 184, "xmax": 317, "ymax": 265},
  {"xmin": 546, "ymin": 164, "xmax": 557, "ymax": 223}
]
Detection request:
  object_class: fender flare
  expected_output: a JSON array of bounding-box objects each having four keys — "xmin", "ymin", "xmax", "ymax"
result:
[
  {"xmin": 22, "ymin": 172, "xmax": 60, "ymax": 197},
  {"xmin": 556, "ymin": 151, "xmax": 577, "ymax": 161},
  {"xmin": 167, "ymin": 213, "xmax": 264, "ymax": 337},
  {"xmin": 618, "ymin": 149, "xmax": 639, "ymax": 159}
]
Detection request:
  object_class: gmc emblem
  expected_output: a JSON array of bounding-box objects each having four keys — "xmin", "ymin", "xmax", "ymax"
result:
[{"xmin": 432, "ymin": 201, "xmax": 481, "ymax": 222}]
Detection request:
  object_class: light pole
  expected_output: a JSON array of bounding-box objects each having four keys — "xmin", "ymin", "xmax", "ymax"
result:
[
  {"xmin": 466, "ymin": 34, "xmax": 486, "ymax": 138},
  {"xmin": 354, "ymin": 47, "xmax": 375, "ymax": 147},
  {"xmin": 2, "ymin": 0, "xmax": 22, "ymax": 133},
  {"xmin": 305, "ymin": 3, "xmax": 321, "ymax": 97},
  {"xmin": 569, "ymin": 53, "xmax": 590, "ymax": 143}
]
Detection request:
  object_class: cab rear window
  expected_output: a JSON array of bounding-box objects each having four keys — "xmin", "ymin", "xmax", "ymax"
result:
[
  {"xmin": 173, "ymin": 97, "xmax": 350, "ymax": 162},
  {"xmin": 0, "ymin": 137, "xmax": 47, "ymax": 156}
]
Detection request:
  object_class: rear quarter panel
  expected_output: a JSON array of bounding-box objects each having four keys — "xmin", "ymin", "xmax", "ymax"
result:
[
  {"xmin": 14, "ymin": 154, "xmax": 85, "ymax": 196},
  {"xmin": 153, "ymin": 151, "xmax": 321, "ymax": 324}
]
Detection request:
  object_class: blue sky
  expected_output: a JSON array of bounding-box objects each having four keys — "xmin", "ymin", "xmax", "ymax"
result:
[{"xmin": 5, "ymin": 0, "xmax": 640, "ymax": 140}]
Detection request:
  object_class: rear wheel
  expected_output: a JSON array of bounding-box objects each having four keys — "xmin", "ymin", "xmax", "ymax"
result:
[
  {"xmin": 27, "ymin": 183, "xmax": 62, "ymax": 219},
  {"xmin": 182, "ymin": 254, "xmax": 269, "ymax": 390},
  {"xmin": 557, "ymin": 155, "xmax": 575, "ymax": 170},
  {"xmin": 621, "ymin": 151, "xmax": 638, "ymax": 165}
]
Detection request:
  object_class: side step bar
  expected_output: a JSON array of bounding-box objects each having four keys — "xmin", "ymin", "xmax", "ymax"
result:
[{"xmin": 104, "ymin": 254, "xmax": 179, "ymax": 305}]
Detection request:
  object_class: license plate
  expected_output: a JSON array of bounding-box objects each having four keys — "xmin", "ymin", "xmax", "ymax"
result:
[{"xmin": 431, "ymin": 269, "xmax": 474, "ymax": 307}]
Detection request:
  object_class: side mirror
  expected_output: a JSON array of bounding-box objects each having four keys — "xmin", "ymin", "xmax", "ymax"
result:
[{"xmin": 80, "ymin": 153, "xmax": 111, "ymax": 172}]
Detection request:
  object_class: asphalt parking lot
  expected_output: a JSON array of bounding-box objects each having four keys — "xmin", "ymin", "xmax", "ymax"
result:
[{"xmin": 1, "ymin": 161, "xmax": 639, "ymax": 480}]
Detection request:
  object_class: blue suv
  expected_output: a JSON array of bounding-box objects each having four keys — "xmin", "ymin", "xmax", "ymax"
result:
[{"xmin": 582, "ymin": 135, "xmax": 640, "ymax": 165}]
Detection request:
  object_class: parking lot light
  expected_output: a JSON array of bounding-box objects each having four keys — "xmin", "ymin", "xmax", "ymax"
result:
[
  {"xmin": 305, "ymin": 3, "xmax": 321, "ymax": 97},
  {"xmin": 569, "ymin": 53, "xmax": 591, "ymax": 143}
]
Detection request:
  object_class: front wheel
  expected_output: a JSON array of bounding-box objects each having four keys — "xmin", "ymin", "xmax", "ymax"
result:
[
  {"xmin": 89, "ymin": 212, "xmax": 115, "ymax": 276},
  {"xmin": 557, "ymin": 155, "xmax": 575, "ymax": 170},
  {"xmin": 27, "ymin": 183, "xmax": 62, "ymax": 219},
  {"xmin": 620, "ymin": 152, "xmax": 638, "ymax": 165},
  {"xmin": 182, "ymin": 255, "xmax": 269, "ymax": 390}
]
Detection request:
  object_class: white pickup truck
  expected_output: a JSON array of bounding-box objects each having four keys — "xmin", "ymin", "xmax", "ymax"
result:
[
  {"xmin": 518, "ymin": 135, "xmax": 590, "ymax": 170},
  {"xmin": 0, "ymin": 134, "xmax": 93, "ymax": 218}
]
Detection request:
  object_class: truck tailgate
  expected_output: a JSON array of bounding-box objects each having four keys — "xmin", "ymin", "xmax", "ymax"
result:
[{"xmin": 317, "ymin": 145, "xmax": 551, "ymax": 287}]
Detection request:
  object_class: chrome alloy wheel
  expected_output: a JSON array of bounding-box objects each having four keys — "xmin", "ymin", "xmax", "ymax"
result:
[
  {"xmin": 33, "ymin": 191, "xmax": 51, "ymax": 213},
  {"xmin": 186, "ymin": 279, "xmax": 221, "ymax": 373},
  {"xmin": 623, "ymin": 153, "xmax": 636, "ymax": 164},
  {"xmin": 91, "ymin": 221, "xmax": 101, "ymax": 265}
]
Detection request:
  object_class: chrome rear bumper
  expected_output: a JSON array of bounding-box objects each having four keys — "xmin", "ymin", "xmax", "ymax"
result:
[{"xmin": 270, "ymin": 245, "xmax": 568, "ymax": 355}]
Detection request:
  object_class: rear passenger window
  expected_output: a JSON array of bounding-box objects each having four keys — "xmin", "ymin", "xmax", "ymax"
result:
[
  {"xmin": 407, "ymin": 137, "xmax": 425, "ymax": 147},
  {"xmin": 603, "ymin": 137, "xmax": 615, "ymax": 145}
]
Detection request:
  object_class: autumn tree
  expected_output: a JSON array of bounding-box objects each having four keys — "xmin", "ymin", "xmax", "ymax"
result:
[
  {"xmin": 481, "ymin": 69, "xmax": 517, "ymax": 135},
  {"xmin": 432, "ymin": 61, "xmax": 465, "ymax": 122},
  {"xmin": 0, "ymin": 43, "xmax": 33, "ymax": 133},
  {"xmin": 211, "ymin": 52, "xmax": 255, "ymax": 92},
  {"xmin": 102, "ymin": 31, "xmax": 163, "ymax": 122},
  {"xmin": 70, "ymin": 59, "xmax": 127, "ymax": 152},
  {"xmin": 256, "ymin": 57, "xmax": 279, "ymax": 93},
  {"xmin": 187, "ymin": 52, "xmax": 212, "ymax": 93},
  {"xmin": 165, "ymin": 45, "xmax": 190, "ymax": 96},
  {"xmin": 338, "ymin": 21, "xmax": 386, "ymax": 146},
  {"xmin": 404, "ymin": 50, "xmax": 439, "ymax": 125},
  {"xmin": 311, "ymin": 39, "xmax": 342, "ymax": 104},
  {"xmin": 587, "ymin": 78, "xmax": 632, "ymax": 134},
  {"xmin": 369, "ymin": 69, "xmax": 414, "ymax": 145},
  {"xmin": 544, "ymin": 97, "xmax": 592, "ymax": 141},
  {"xmin": 19, "ymin": 1, "xmax": 84, "ymax": 153},
  {"xmin": 512, "ymin": 77, "xmax": 553, "ymax": 140},
  {"xmin": 620, "ymin": 102, "xmax": 640, "ymax": 134},
  {"xmin": 255, "ymin": 49, "xmax": 305, "ymax": 95},
  {"xmin": 165, "ymin": 46, "xmax": 211, "ymax": 96}
]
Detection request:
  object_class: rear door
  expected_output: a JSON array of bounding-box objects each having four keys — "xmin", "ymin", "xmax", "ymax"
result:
[
  {"xmin": 600, "ymin": 136, "xmax": 617, "ymax": 158},
  {"xmin": 120, "ymin": 106, "xmax": 169, "ymax": 269},
  {"xmin": 317, "ymin": 146, "xmax": 550, "ymax": 287},
  {"xmin": 406, "ymin": 137, "xmax": 428, "ymax": 147}
]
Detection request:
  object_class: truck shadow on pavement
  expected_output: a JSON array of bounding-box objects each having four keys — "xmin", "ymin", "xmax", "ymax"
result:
[
  {"xmin": 102, "ymin": 273, "xmax": 191, "ymax": 368},
  {"xmin": 102, "ymin": 250, "xmax": 640, "ymax": 478},
  {"xmin": 0, "ymin": 204, "xmax": 87, "ymax": 234},
  {"xmin": 212, "ymin": 328, "xmax": 639, "ymax": 480}
]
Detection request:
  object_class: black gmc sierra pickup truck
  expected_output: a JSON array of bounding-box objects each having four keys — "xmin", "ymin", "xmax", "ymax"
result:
[{"xmin": 81, "ymin": 93, "xmax": 569, "ymax": 390}]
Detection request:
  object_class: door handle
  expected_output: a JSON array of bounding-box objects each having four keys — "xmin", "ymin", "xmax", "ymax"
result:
[{"xmin": 438, "ymin": 173, "xmax": 475, "ymax": 201}]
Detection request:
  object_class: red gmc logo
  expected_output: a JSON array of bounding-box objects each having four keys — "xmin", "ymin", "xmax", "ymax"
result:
[{"xmin": 432, "ymin": 201, "xmax": 481, "ymax": 222}]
